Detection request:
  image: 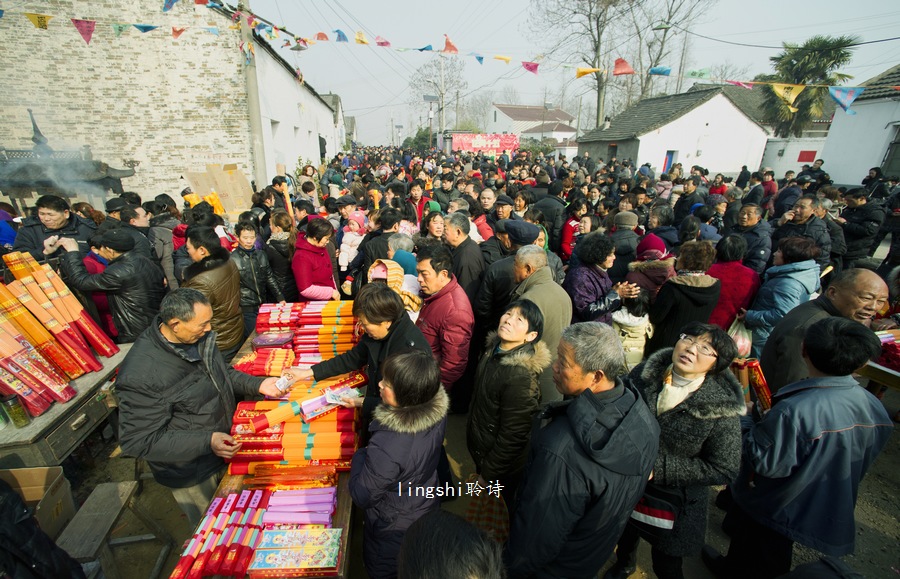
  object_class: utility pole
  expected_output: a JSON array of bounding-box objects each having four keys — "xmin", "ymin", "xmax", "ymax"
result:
[
  {"xmin": 675, "ymin": 30, "xmax": 690, "ymax": 94},
  {"xmin": 455, "ymin": 90, "xmax": 460, "ymax": 130},
  {"xmin": 390, "ymin": 113, "xmax": 395, "ymax": 147},
  {"xmin": 576, "ymin": 95, "xmax": 583, "ymax": 139},
  {"xmin": 595, "ymin": 30, "xmax": 605, "ymax": 128},
  {"xmin": 239, "ymin": 0, "xmax": 267, "ymax": 190},
  {"xmin": 439, "ymin": 57, "xmax": 446, "ymax": 135}
]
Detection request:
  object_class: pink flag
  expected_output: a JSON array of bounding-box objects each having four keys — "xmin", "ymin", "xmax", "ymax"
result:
[
  {"xmin": 522, "ymin": 61, "xmax": 539, "ymax": 75},
  {"xmin": 172, "ymin": 26, "xmax": 187, "ymax": 39},
  {"xmin": 375, "ymin": 36, "xmax": 390, "ymax": 47},
  {"xmin": 613, "ymin": 58, "xmax": 635, "ymax": 76},
  {"xmin": 443, "ymin": 34, "xmax": 458, "ymax": 54},
  {"xmin": 726, "ymin": 80, "xmax": 753, "ymax": 89},
  {"xmin": 71, "ymin": 19, "xmax": 95, "ymax": 44}
]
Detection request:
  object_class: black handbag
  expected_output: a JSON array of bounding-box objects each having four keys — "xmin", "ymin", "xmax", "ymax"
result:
[{"xmin": 629, "ymin": 482, "xmax": 684, "ymax": 541}]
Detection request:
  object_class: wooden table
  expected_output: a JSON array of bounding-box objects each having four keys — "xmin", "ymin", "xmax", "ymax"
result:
[
  {"xmin": 212, "ymin": 473, "xmax": 353, "ymax": 578},
  {"xmin": 0, "ymin": 345, "xmax": 131, "ymax": 468},
  {"xmin": 858, "ymin": 360, "xmax": 900, "ymax": 392}
]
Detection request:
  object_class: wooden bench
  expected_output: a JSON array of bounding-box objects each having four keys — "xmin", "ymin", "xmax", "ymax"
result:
[{"xmin": 56, "ymin": 481, "xmax": 175, "ymax": 579}]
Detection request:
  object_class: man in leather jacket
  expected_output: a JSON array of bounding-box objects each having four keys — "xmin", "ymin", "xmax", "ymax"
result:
[{"xmin": 51, "ymin": 228, "xmax": 166, "ymax": 343}]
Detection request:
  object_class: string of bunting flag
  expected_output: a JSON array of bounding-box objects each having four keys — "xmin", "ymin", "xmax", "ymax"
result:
[{"xmin": 2, "ymin": 2, "xmax": 894, "ymax": 115}]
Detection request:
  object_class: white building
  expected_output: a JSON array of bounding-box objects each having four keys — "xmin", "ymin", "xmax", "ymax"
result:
[
  {"xmin": 821, "ymin": 64, "xmax": 900, "ymax": 185},
  {"xmin": 577, "ymin": 88, "xmax": 768, "ymax": 176},
  {"xmin": 521, "ymin": 122, "xmax": 578, "ymax": 143},
  {"xmin": 486, "ymin": 104, "xmax": 576, "ymax": 136}
]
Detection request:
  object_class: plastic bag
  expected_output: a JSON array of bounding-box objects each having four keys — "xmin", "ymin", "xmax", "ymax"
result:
[
  {"xmin": 463, "ymin": 474, "xmax": 509, "ymax": 543},
  {"xmin": 728, "ymin": 318, "xmax": 752, "ymax": 358}
]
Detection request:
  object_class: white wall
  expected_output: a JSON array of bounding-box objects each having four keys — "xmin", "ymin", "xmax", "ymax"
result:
[
  {"xmin": 760, "ymin": 138, "xmax": 827, "ymax": 178},
  {"xmin": 486, "ymin": 106, "xmax": 516, "ymax": 134},
  {"xmin": 636, "ymin": 94, "xmax": 768, "ymax": 176},
  {"xmin": 522, "ymin": 129, "xmax": 577, "ymax": 142},
  {"xmin": 255, "ymin": 49, "xmax": 337, "ymax": 178},
  {"xmin": 821, "ymin": 99, "xmax": 900, "ymax": 184}
]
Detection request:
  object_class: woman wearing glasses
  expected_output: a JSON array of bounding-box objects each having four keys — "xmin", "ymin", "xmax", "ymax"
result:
[{"xmin": 605, "ymin": 322, "xmax": 744, "ymax": 579}]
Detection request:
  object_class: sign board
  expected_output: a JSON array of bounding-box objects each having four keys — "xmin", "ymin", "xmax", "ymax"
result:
[
  {"xmin": 451, "ymin": 134, "xmax": 519, "ymax": 155},
  {"xmin": 183, "ymin": 163, "xmax": 254, "ymax": 213}
]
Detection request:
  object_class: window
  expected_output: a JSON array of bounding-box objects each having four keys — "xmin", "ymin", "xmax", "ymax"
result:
[{"xmin": 493, "ymin": 111, "xmax": 497, "ymax": 123}]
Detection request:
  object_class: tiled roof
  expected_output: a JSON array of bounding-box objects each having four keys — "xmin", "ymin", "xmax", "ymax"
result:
[
  {"xmin": 579, "ymin": 89, "xmax": 723, "ymax": 142},
  {"xmin": 858, "ymin": 63, "xmax": 900, "ymax": 102},
  {"xmin": 521, "ymin": 122, "xmax": 577, "ymax": 134},
  {"xmin": 688, "ymin": 83, "xmax": 835, "ymax": 122},
  {"xmin": 493, "ymin": 104, "xmax": 575, "ymax": 123}
]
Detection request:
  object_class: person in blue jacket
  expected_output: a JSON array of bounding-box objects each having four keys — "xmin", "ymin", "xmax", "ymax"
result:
[{"xmin": 703, "ymin": 317, "xmax": 893, "ymax": 579}]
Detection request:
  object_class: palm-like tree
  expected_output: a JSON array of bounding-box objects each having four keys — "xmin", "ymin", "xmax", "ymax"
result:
[{"xmin": 757, "ymin": 35, "xmax": 858, "ymax": 138}]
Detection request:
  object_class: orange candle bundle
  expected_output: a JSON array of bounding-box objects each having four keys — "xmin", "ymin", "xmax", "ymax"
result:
[
  {"xmin": 0, "ymin": 284, "xmax": 84, "ymax": 380},
  {"xmin": 0, "ymin": 315, "xmax": 69, "ymax": 389},
  {"xmin": 8, "ymin": 280, "xmax": 101, "ymax": 373},
  {"xmin": 1, "ymin": 252, "xmax": 31, "ymax": 280},
  {"xmin": 0, "ymin": 326, "xmax": 76, "ymax": 403},
  {"xmin": 0, "ymin": 365, "xmax": 52, "ymax": 417},
  {"xmin": 39, "ymin": 265, "xmax": 119, "ymax": 357},
  {"xmin": 228, "ymin": 459, "xmax": 352, "ymax": 476},
  {"xmin": 745, "ymin": 359, "xmax": 773, "ymax": 411}
]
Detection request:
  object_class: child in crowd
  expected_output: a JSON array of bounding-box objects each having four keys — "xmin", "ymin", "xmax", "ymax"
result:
[
  {"xmin": 338, "ymin": 211, "xmax": 366, "ymax": 275},
  {"xmin": 230, "ymin": 222, "xmax": 284, "ymax": 338},
  {"xmin": 611, "ymin": 288, "xmax": 652, "ymax": 370}
]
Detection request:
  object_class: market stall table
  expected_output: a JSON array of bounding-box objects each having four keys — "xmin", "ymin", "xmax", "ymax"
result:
[{"xmin": 0, "ymin": 345, "xmax": 131, "ymax": 468}]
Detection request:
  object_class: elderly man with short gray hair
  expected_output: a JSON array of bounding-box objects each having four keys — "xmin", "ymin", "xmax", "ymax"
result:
[
  {"xmin": 505, "ymin": 322, "xmax": 659, "ymax": 579},
  {"xmin": 511, "ymin": 245, "xmax": 573, "ymax": 403}
]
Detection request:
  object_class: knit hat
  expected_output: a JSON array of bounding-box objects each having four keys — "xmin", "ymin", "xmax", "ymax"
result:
[
  {"xmin": 99, "ymin": 228, "xmax": 135, "ymax": 252},
  {"xmin": 635, "ymin": 233, "xmax": 670, "ymax": 262},
  {"xmin": 425, "ymin": 200, "xmax": 442, "ymax": 214},
  {"xmin": 391, "ymin": 249, "xmax": 418, "ymax": 276},
  {"xmin": 343, "ymin": 210, "xmax": 366, "ymax": 233},
  {"xmin": 536, "ymin": 173, "xmax": 551, "ymax": 185},
  {"xmin": 614, "ymin": 211, "xmax": 638, "ymax": 229}
]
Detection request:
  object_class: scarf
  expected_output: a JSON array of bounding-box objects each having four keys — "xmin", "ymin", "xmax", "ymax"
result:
[{"xmin": 656, "ymin": 364, "xmax": 704, "ymax": 414}]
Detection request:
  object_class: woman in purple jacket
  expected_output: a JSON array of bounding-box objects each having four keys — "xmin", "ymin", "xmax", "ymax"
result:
[{"xmin": 563, "ymin": 232, "xmax": 640, "ymax": 324}]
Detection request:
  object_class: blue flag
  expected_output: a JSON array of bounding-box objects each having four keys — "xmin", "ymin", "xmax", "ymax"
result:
[
  {"xmin": 475, "ymin": 55, "xmax": 484, "ymax": 65},
  {"xmin": 162, "ymin": 0, "xmax": 179, "ymax": 12},
  {"xmin": 133, "ymin": 24, "xmax": 159, "ymax": 33},
  {"xmin": 334, "ymin": 29, "xmax": 348, "ymax": 42},
  {"xmin": 417, "ymin": 44, "xmax": 433, "ymax": 52},
  {"xmin": 829, "ymin": 86, "xmax": 865, "ymax": 115},
  {"xmin": 649, "ymin": 66, "xmax": 671, "ymax": 76}
]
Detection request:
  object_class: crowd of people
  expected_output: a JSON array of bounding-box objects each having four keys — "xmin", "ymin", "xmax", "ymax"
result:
[{"xmin": 3, "ymin": 146, "xmax": 897, "ymax": 579}]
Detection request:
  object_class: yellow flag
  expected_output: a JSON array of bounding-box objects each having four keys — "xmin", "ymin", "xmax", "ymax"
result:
[
  {"xmin": 494, "ymin": 55, "xmax": 511, "ymax": 64},
  {"xmin": 25, "ymin": 13, "xmax": 53, "ymax": 29},
  {"xmin": 771, "ymin": 83, "xmax": 806, "ymax": 113},
  {"xmin": 355, "ymin": 31, "xmax": 369, "ymax": 45},
  {"xmin": 576, "ymin": 67, "xmax": 602, "ymax": 79}
]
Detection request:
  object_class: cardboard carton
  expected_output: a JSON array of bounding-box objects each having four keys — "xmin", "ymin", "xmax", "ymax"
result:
[{"xmin": 0, "ymin": 466, "xmax": 76, "ymax": 539}]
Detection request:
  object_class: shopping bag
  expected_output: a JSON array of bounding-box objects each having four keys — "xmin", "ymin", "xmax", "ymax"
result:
[
  {"xmin": 463, "ymin": 474, "xmax": 509, "ymax": 543},
  {"xmin": 728, "ymin": 318, "xmax": 753, "ymax": 358}
]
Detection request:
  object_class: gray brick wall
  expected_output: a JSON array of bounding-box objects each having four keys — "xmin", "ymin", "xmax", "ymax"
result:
[{"xmin": 0, "ymin": 1, "xmax": 252, "ymax": 205}]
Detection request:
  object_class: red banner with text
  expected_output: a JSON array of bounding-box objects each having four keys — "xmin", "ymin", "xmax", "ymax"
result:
[{"xmin": 452, "ymin": 134, "xmax": 519, "ymax": 155}]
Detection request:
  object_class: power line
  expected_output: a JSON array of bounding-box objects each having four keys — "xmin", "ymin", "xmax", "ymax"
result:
[{"xmin": 671, "ymin": 25, "xmax": 900, "ymax": 51}]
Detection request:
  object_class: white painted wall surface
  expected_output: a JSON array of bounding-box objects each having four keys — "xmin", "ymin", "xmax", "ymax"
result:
[
  {"xmin": 521, "ymin": 129, "xmax": 577, "ymax": 142},
  {"xmin": 820, "ymin": 99, "xmax": 900, "ymax": 184},
  {"xmin": 636, "ymin": 94, "xmax": 768, "ymax": 176},
  {"xmin": 486, "ymin": 106, "xmax": 516, "ymax": 134},
  {"xmin": 760, "ymin": 138, "xmax": 827, "ymax": 177}
]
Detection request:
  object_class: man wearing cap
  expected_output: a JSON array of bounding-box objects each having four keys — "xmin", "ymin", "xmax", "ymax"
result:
[
  {"xmin": 608, "ymin": 211, "xmax": 640, "ymax": 283},
  {"xmin": 104, "ymin": 196, "xmax": 128, "ymax": 222},
  {"xmin": 481, "ymin": 219, "xmax": 514, "ymax": 266},
  {"xmin": 47, "ymin": 229, "xmax": 166, "ymax": 343},
  {"xmin": 334, "ymin": 194, "xmax": 358, "ymax": 247},
  {"xmin": 474, "ymin": 220, "xmax": 542, "ymax": 332},
  {"xmin": 835, "ymin": 188, "xmax": 885, "ymax": 270},
  {"xmin": 487, "ymin": 194, "xmax": 518, "ymax": 234}
]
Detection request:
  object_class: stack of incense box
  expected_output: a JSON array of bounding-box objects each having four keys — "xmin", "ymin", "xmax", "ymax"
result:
[
  {"xmin": 730, "ymin": 359, "xmax": 773, "ymax": 412},
  {"xmin": 233, "ymin": 348, "xmax": 296, "ymax": 377},
  {"xmin": 255, "ymin": 301, "xmax": 356, "ymax": 334},
  {"xmin": 0, "ymin": 252, "xmax": 120, "ymax": 417},
  {"xmin": 247, "ymin": 528, "xmax": 342, "ymax": 578}
]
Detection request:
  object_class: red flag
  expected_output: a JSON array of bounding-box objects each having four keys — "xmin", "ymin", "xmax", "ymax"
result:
[
  {"xmin": 71, "ymin": 19, "xmax": 95, "ymax": 44},
  {"xmin": 442, "ymin": 34, "xmax": 458, "ymax": 54},
  {"xmin": 522, "ymin": 61, "xmax": 539, "ymax": 75},
  {"xmin": 315, "ymin": 31, "xmax": 328, "ymax": 41},
  {"xmin": 613, "ymin": 58, "xmax": 635, "ymax": 76},
  {"xmin": 172, "ymin": 26, "xmax": 187, "ymax": 39}
]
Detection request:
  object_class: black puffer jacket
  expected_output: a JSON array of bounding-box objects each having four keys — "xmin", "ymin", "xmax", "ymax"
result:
[
  {"xmin": 12, "ymin": 213, "xmax": 97, "ymax": 261},
  {"xmin": 59, "ymin": 249, "xmax": 166, "ymax": 343},
  {"xmin": 182, "ymin": 248, "xmax": 244, "ymax": 351},
  {"xmin": 840, "ymin": 202, "xmax": 885, "ymax": 264},
  {"xmin": 770, "ymin": 216, "xmax": 832, "ymax": 269},
  {"xmin": 311, "ymin": 314, "xmax": 431, "ymax": 421},
  {"xmin": 350, "ymin": 388, "xmax": 448, "ymax": 579},
  {"xmin": 467, "ymin": 334, "xmax": 551, "ymax": 480},
  {"xmin": 230, "ymin": 247, "xmax": 283, "ymax": 310},
  {"xmin": 265, "ymin": 236, "xmax": 298, "ymax": 302},
  {"xmin": 0, "ymin": 479, "xmax": 85, "ymax": 579},
  {"xmin": 626, "ymin": 349, "xmax": 745, "ymax": 556},
  {"xmin": 116, "ymin": 318, "xmax": 264, "ymax": 488},
  {"xmin": 733, "ymin": 220, "xmax": 772, "ymax": 275},
  {"xmin": 533, "ymin": 195, "xmax": 567, "ymax": 251}
]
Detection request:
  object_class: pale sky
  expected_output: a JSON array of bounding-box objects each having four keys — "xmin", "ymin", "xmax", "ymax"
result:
[{"xmin": 251, "ymin": 0, "xmax": 900, "ymax": 145}]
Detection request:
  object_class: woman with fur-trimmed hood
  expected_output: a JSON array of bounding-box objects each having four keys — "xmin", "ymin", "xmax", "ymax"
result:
[
  {"xmin": 467, "ymin": 300, "xmax": 551, "ymax": 513},
  {"xmin": 625, "ymin": 233, "xmax": 676, "ymax": 304},
  {"xmin": 606, "ymin": 322, "xmax": 744, "ymax": 579},
  {"xmin": 349, "ymin": 350, "xmax": 449, "ymax": 579}
]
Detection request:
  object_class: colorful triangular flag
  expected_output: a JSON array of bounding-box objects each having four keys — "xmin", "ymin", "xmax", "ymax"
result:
[
  {"xmin": 649, "ymin": 66, "xmax": 671, "ymax": 76},
  {"xmin": 770, "ymin": 83, "xmax": 805, "ymax": 113},
  {"xmin": 25, "ymin": 13, "xmax": 53, "ymax": 29},
  {"xmin": 475, "ymin": 55, "xmax": 484, "ymax": 65},
  {"xmin": 133, "ymin": 24, "xmax": 159, "ymax": 33},
  {"xmin": 576, "ymin": 67, "xmax": 602, "ymax": 79},
  {"xmin": 494, "ymin": 55, "xmax": 511, "ymax": 64},
  {"xmin": 0, "ymin": 10, "xmax": 5, "ymax": 19},
  {"xmin": 112, "ymin": 23, "xmax": 129, "ymax": 37},
  {"xmin": 355, "ymin": 31, "xmax": 369, "ymax": 45},
  {"xmin": 282, "ymin": 39, "xmax": 291, "ymax": 47},
  {"xmin": 726, "ymin": 80, "xmax": 753, "ymax": 89},
  {"xmin": 172, "ymin": 26, "xmax": 187, "ymax": 39},
  {"xmin": 443, "ymin": 35, "xmax": 458, "ymax": 54},
  {"xmin": 828, "ymin": 86, "xmax": 865, "ymax": 115},
  {"xmin": 315, "ymin": 32, "xmax": 328, "ymax": 41},
  {"xmin": 418, "ymin": 44, "xmax": 433, "ymax": 52},
  {"xmin": 196, "ymin": 0, "xmax": 208, "ymax": 4},
  {"xmin": 375, "ymin": 36, "xmax": 390, "ymax": 47},
  {"xmin": 207, "ymin": 1, "xmax": 222, "ymax": 7},
  {"xmin": 522, "ymin": 61, "xmax": 539, "ymax": 75},
  {"xmin": 613, "ymin": 58, "xmax": 635, "ymax": 76},
  {"xmin": 334, "ymin": 29, "xmax": 348, "ymax": 42},
  {"xmin": 71, "ymin": 19, "xmax": 96, "ymax": 44},
  {"xmin": 162, "ymin": 0, "xmax": 180, "ymax": 12},
  {"xmin": 684, "ymin": 68, "xmax": 710, "ymax": 79},
  {"xmin": 205, "ymin": 26, "xmax": 219, "ymax": 35}
]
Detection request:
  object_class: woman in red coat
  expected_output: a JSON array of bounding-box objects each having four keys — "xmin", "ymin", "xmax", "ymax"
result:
[
  {"xmin": 559, "ymin": 198, "xmax": 589, "ymax": 262},
  {"xmin": 292, "ymin": 217, "xmax": 339, "ymax": 301},
  {"xmin": 706, "ymin": 235, "xmax": 760, "ymax": 330}
]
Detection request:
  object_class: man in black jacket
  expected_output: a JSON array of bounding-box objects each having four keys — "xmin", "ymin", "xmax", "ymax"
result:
[
  {"xmin": 533, "ymin": 183, "xmax": 567, "ymax": 252},
  {"xmin": 116, "ymin": 289, "xmax": 283, "ymax": 524},
  {"xmin": 731, "ymin": 204, "xmax": 772, "ymax": 275},
  {"xmin": 52, "ymin": 228, "xmax": 166, "ymax": 343},
  {"xmin": 770, "ymin": 195, "xmax": 832, "ymax": 270},
  {"xmin": 12, "ymin": 194, "xmax": 97, "ymax": 260},
  {"xmin": 836, "ymin": 188, "xmax": 885, "ymax": 269},
  {"xmin": 673, "ymin": 176, "xmax": 704, "ymax": 225},
  {"xmin": 444, "ymin": 212, "xmax": 485, "ymax": 306},
  {"xmin": 506, "ymin": 322, "xmax": 658, "ymax": 578}
]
